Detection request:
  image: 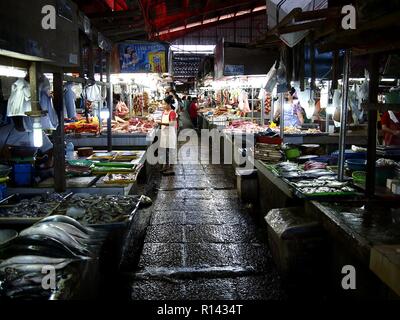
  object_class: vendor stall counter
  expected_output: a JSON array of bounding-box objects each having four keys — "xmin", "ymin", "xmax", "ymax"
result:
[
  {"xmin": 7, "ymin": 151, "xmax": 147, "ymax": 196},
  {"xmin": 67, "ymin": 129, "xmax": 158, "ymax": 149}
]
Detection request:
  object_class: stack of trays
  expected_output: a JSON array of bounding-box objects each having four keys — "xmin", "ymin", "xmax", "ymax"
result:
[{"xmin": 254, "ymin": 143, "xmax": 282, "ymax": 162}]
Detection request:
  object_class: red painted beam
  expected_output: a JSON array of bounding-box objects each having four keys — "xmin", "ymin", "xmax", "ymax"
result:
[
  {"xmin": 150, "ymin": 0, "xmax": 265, "ymax": 31},
  {"xmin": 153, "ymin": 10, "xmax": 266, "ymax": 42}
]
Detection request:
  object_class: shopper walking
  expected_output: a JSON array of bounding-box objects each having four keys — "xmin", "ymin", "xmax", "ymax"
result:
[
  {"xmin": 158, "ymin": 95, "xmax": 178, "ymax": 175},
  {"xmin": 189, "ymin": 97, "xmax": 199, "ymax": 129}
]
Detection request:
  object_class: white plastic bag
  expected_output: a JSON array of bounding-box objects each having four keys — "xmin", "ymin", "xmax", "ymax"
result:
[
  {"xmin": 276, "ymin": 60, "xmax": 286, "ymax": 85},
  {"xmin": 84, "ymin": 84, "xmax": 102, "ymax": 102},
  {"xmin": 264, "ymin": 61, "xmax": 278, "ymax": 92}
]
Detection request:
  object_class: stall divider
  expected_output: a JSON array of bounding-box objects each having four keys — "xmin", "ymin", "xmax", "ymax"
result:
[
  {"xmin": 53, "ymin": 72, "xmax": 66, "ymax": 192},
  {"xmin": 106, "ymin": 53, "xmax": 113, "ymax": 152},
  {"xmin": 279, "ymin": 93, "xmax": 284, "ymax": 139},
  {"xmin": 365, "ymin": 53, "xmax": 380, "ymax": 197},
  {"xmin": 337, "ymin": 49, "xmax": 351, "ymax": 181}
]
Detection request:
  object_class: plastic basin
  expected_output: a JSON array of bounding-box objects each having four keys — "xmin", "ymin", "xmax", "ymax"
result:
[
  {"xmin": 346, "ymin": 159, "xmax": 367, "ymax": 171},
  {"xmin": 0, "ymin": 229, "xmax": 18, "ymax": 245}
]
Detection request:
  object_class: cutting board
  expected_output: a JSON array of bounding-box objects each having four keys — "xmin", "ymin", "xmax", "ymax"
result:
[{"xmin": 38, "ymin": 176, "xmax": 98, "ymax": 188}]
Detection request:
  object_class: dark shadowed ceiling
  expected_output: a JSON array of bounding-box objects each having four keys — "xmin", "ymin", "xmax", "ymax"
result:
[{"xmin": 73, "ymin": 0, "xmax": 266, "ymax": 43}]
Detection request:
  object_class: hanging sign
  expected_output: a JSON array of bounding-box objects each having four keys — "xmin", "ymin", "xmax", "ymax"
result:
[
  {"xmin": 224, "ymin": 64, "xmax": 245, "ymax": 76},
  {"xmin": 118, "ymin": 42, "xmax": 168, "ymax": 73}
]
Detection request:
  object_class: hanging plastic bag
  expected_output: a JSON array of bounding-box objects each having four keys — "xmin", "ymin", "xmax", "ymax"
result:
[
  {"xmin": 276, "ymin": 60, "xmax": 287, "ymax": 85},
  {"xmin": 304, "ymin": 96, "xmax": 315, "ymax": 120},
  {"xmin": 84, "ymin": 84, "xmax": 102, "ymax": 102},
  {"xmin": 332, "ymin": 89, "xmax": 342, "ymax": 122},
  {"xmin": 264, "ymin": 61, "xmax": 278, "ymax": 93}
]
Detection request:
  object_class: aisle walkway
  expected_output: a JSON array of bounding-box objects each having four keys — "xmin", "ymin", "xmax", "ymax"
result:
[{"xmin": 130, "ymin": 113, "xmax": 286, "ymax": 300}]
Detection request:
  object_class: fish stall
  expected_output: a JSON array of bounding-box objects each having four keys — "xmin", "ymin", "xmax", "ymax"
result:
[
  {"xmin": 6, "ymin": 150, "xmax": 147, "ymax": 196},
  {"xmin": 0, "ymin": 192, "xmax": 152, "ymax": 300}
]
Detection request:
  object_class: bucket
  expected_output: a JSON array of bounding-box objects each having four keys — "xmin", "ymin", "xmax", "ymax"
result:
[
  {"xmin": 376, "ymin": 166, "xmax": 394, "ymax": 186},
  {"xmin": 0, "ymin": 184, "xmax": 6, "ymax": 200},
  {"xmin": 12, "ymin": 163, "xmax": 34, "ymax": 187}
]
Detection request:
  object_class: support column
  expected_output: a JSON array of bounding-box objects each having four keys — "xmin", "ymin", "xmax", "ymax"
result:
[
  {"xmin": 106, "ymin": 53, "xmax": 113, "ymax": 152},
  {"xmin": 52, "ymin": 72, "xmax": 66, "ymax": 192},
  {"xmin": 365, "ymin": 54, "xmax": 380, "ymax": 197},
  {"xmin": 337, "ymin": 49, "xmax": 351, "ymax": 181}
]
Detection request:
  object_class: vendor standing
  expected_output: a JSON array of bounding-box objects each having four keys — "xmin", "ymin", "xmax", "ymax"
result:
[
  {"xmin": 158, "ymin": 95, "xmax": 177, "ymax": 175},
  {"xmin": 274, "ymin": 87, "xmax": 304, "ymax": 127},
  {"xmin": 381, "ymin": 110, "xmax": 400, "ymax": 146}
]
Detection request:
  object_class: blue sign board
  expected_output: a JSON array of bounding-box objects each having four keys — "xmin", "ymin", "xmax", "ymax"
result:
[{"xmin": 119, "ymin": 42, "xmax": 168, "ymax": 73}]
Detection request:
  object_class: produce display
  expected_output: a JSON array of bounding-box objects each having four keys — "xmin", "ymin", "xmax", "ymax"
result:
[
  {"xmin": 102, "ymin": 116, "xmax": 156, "ymax": 134},
  {"xmin": 292, "ymin": 177, "xmax": 355, "ymax": 195},
  {"xmin": 0, "ymin": 194, "xmax": 65, "ymax": 219},
  {"xmin": 87, "ymin": 152, "xmax": 116, "ymax": 160},
  {"xmin": 115, "ymin": 101, "xmax": 129, "ymax": 118},
  {"xmin": 56, "ymin": 194, "xmax": 142, "ymax": 225},
  {"xmin": 114, "ymin": 151, "xmax": 139, "ymax": 161},
  {"xmin": 268, "ymin": 162, "xmax": 357, "ymax": 197},
  {"xmin": 223, "ymin": 120, "xmax": 269, "ymax": 134},
  {"xmin": 277, "ymin": 127, "xmax": 324, "ymax": 135},
  {"xmin": 66, "ymin": 160, "xmax": 93, "ymax": 176},
  {"xmin": 102, "ymin": 173, "xmax": 137, "ymax": 184},
  {"xmin": 64, "ymin": 117, "xmax": 100, "ymax": 135},
  {"xmin": 274, "ymin": 161, "xmax": 335, "ymax": 179}
]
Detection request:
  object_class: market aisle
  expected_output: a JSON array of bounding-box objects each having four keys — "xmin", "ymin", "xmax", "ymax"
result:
[{"xmin": 130, "ymin": 138, "xmax": 286, "ymax": 300}]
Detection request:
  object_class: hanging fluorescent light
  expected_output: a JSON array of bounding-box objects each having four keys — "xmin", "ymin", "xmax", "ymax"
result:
[
  {"xmin": 381, "ymin": 78, "xmax": 396, "ymax": 82},
  {"xmin": 32, "ymin": 117, "xmax": 43, "ymax": 148},
  {"xmin": 0, "ymin": 65, "xmax": 27, "ymax": 78},
  {"xmin": 253, "ymin": 5, "xmax": 267, "ymax": 12}
]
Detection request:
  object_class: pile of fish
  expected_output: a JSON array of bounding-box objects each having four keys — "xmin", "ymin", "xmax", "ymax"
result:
[
  {"xmin": 292, "ymin": 176, "xmax": 355, "ymax": 195},
  {"xmin": 0, "ymin": 255, "xmax": 79, "ymax": 300},
  {"xmin": 0, "ymin": 194, "xmax": 65, "ymax": 218},
  {"xmin": 57, "ymin": 193, "xmax": 143, "ymax": 225},
  {"xmin": 275, "ymin": 162, "xmax": 335, "ymax": 180},
  {"xmin": 0, "ymin": 216, "xmax": 106, "ymax": 300}
]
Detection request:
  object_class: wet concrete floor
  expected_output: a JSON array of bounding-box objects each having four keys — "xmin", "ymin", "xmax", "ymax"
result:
[{"xmin": 126, "ymin": 131, "xmax": 286, "ymax": 299}]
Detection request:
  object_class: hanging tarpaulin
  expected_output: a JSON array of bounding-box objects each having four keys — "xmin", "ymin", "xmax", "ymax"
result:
[
  {"xmin": 266, "ymin": 0, "xmax": 328, "ymax": 48},
  {"xmin": 113, "ymin": 42, "xmax": 170, "ymax": 73}
]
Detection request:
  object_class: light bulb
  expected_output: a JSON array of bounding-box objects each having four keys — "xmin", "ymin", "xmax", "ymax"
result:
[
  {"xmin": 326, "ymin": 105, "xmax": 336, "ymax": 115},
  {"xmin": 32, "ymin": 118, "xmax": 43, "ymax": 148},
  {"xmin": 100, "ymin": 110, "xmax": 110, "ymax": 119}
]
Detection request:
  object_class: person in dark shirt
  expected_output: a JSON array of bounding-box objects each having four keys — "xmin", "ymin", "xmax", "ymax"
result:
[{"xmin": 188, "ymin": 97, "xmax": 198, "ymax": 129}]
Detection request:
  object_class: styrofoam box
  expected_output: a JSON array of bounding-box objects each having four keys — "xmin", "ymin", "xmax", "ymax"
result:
[
  {"xmin": 266, "ymin": 0, "xmax": 328, "ymax": 48},
  {"xmin": 386, "ymin": 179, "xmax": 400, "ymax": 190},
  {"xmin": 392, "ymin": 182, "xmax": 400, "ymax": 195}
]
